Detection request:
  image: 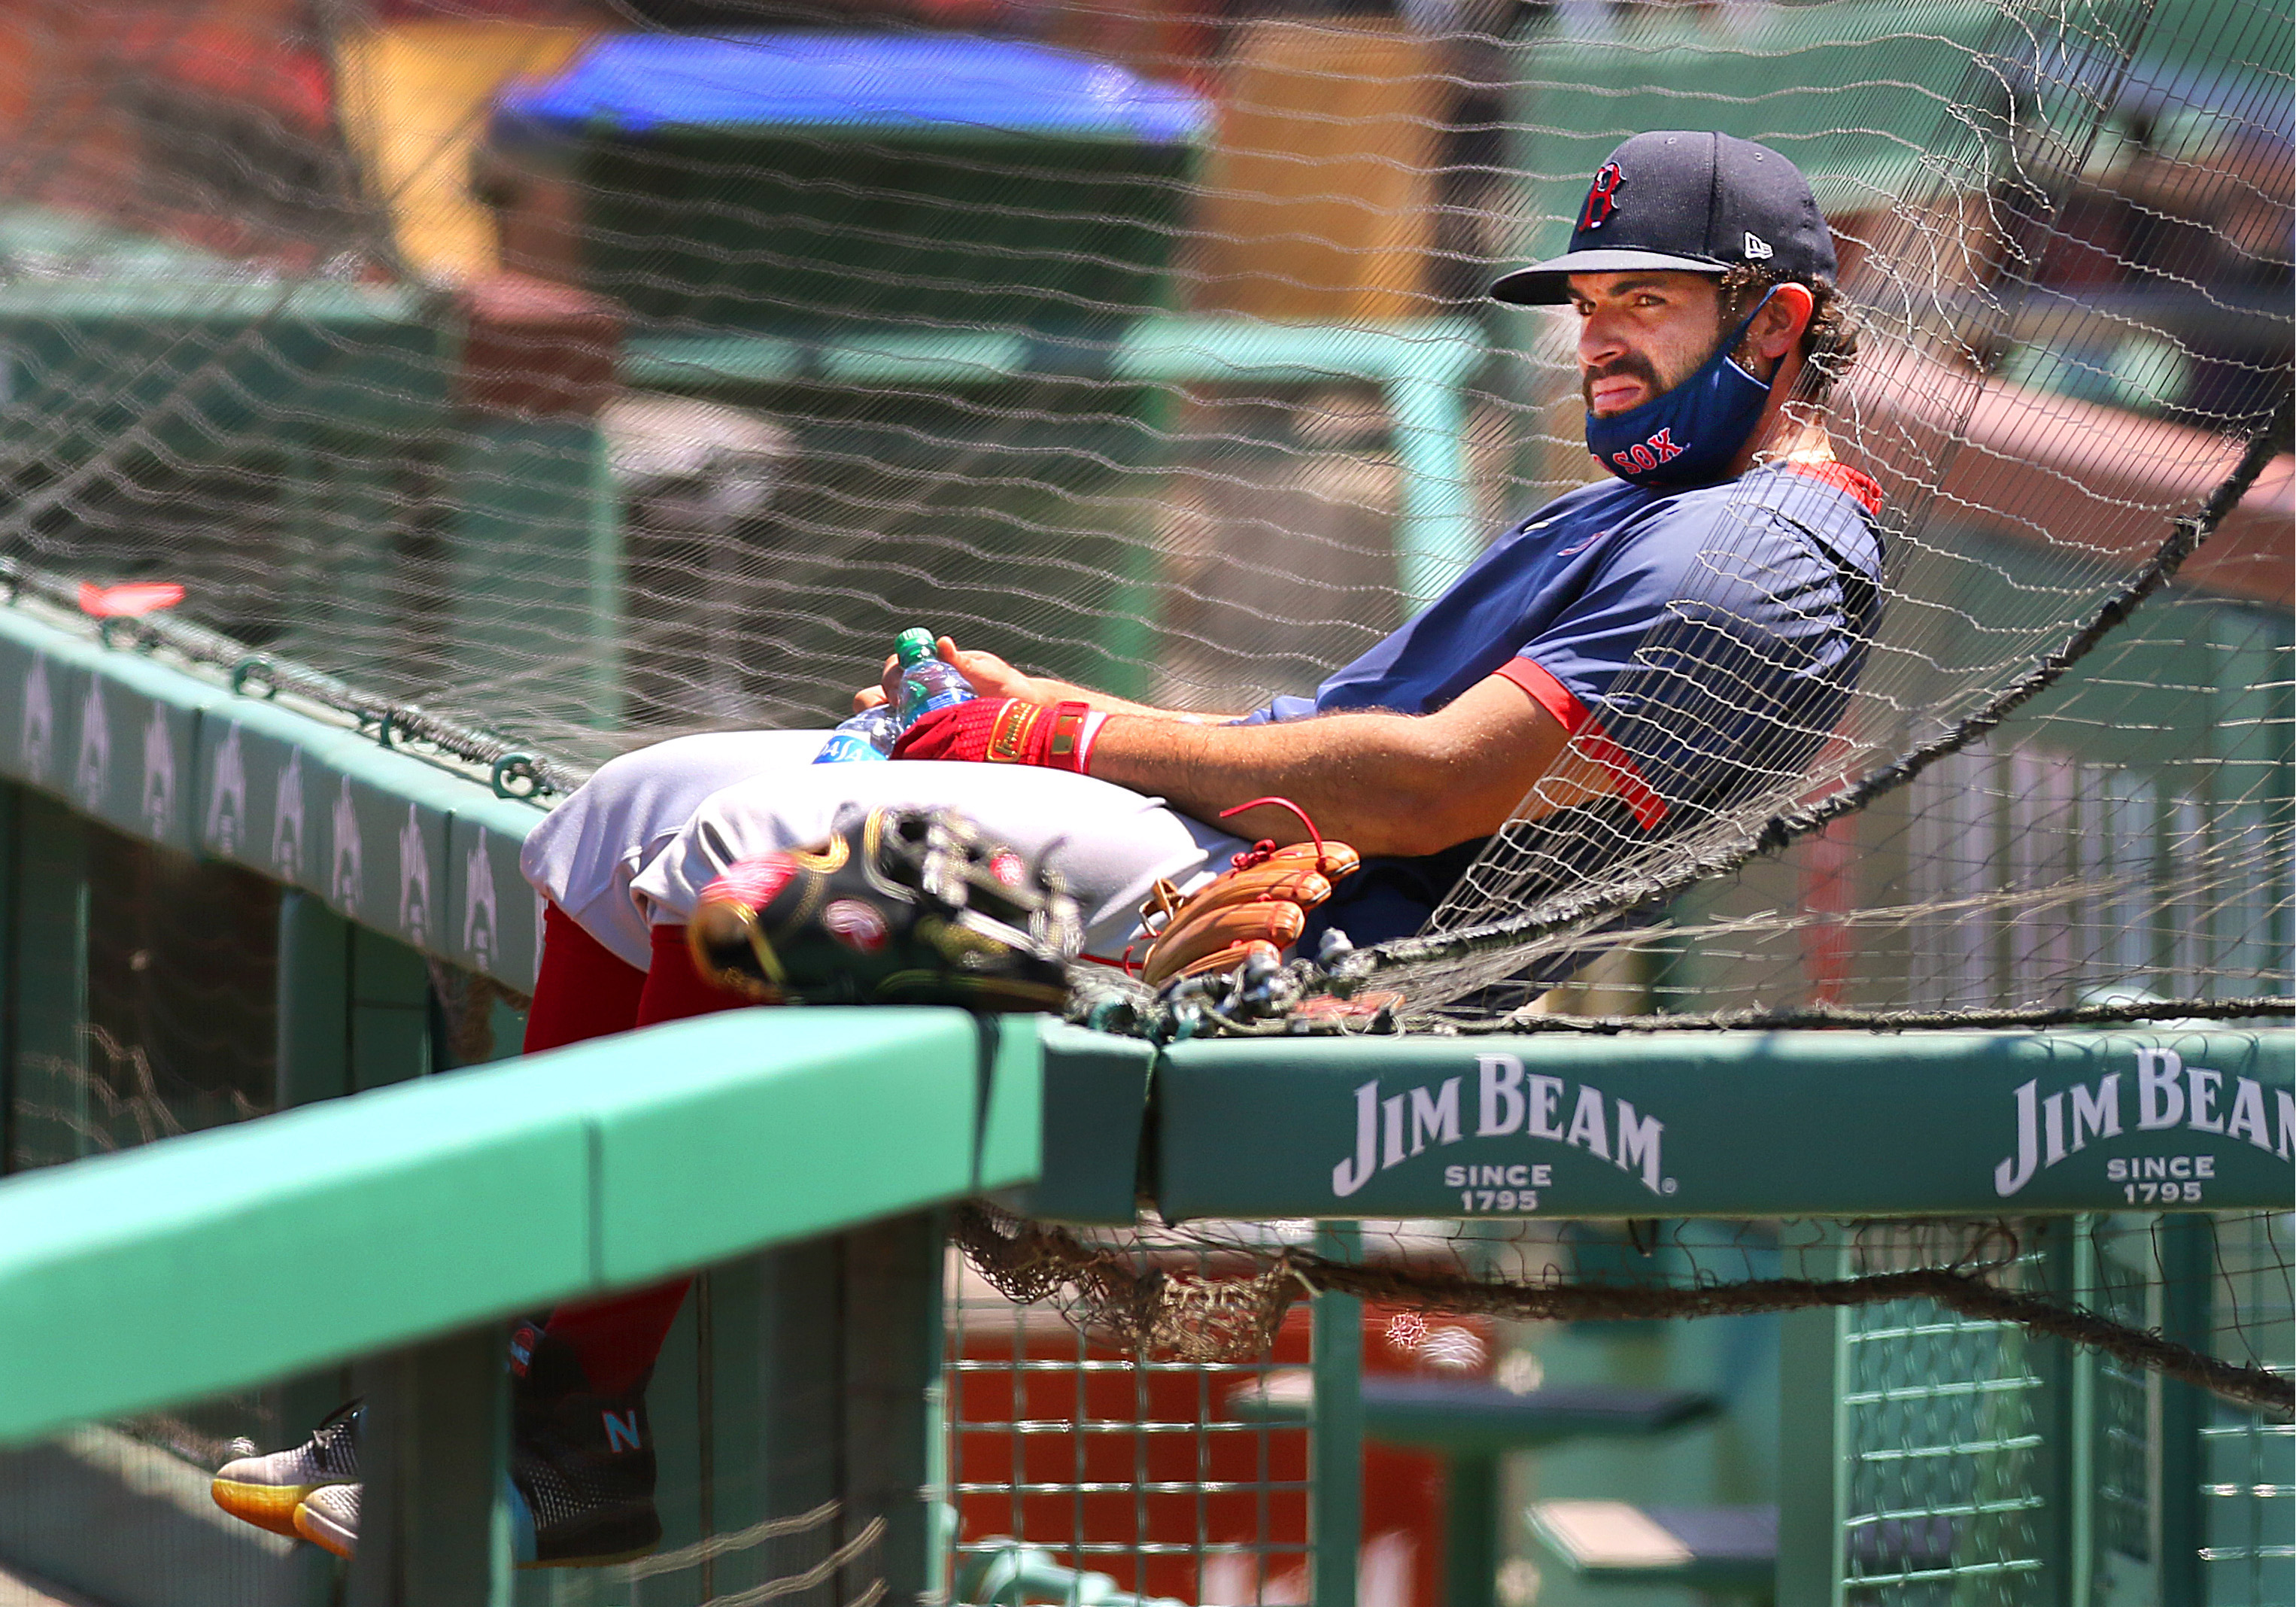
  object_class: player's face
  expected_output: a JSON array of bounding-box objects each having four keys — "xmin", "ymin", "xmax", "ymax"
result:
[{"xmin": 1566, "ymin": 271, "xmax": 1729, "ymax": 417}]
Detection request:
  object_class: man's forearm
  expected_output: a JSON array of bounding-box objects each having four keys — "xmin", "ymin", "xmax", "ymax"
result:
[
  {"xmin": 1088, "ymin": 711, "xmax": 1487, "ymax": 856},
  {"xmin": 1035, "ymin": 679, "xmax": 1235, "ymax": 725}
]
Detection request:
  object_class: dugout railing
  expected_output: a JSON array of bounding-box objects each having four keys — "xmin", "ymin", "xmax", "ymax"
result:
[{"xmin": 0, "ymin": 582, "xmax": 2285, "ymax": 1607}]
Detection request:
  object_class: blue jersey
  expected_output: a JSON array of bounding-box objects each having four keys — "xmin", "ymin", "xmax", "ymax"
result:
[{"xmin": 1242, "ymin": 460, "xmax": 1884, "ymax": 946}]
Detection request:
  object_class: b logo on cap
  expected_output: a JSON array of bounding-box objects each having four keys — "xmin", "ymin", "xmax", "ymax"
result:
[{"xmin": 1581, "ymin": 163, "xmax": 1624, "ymax": 230}]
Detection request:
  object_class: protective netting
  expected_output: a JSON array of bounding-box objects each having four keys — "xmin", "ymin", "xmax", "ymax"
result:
[
  {"xmin": 955, "ymin": 1204, "xmax": 2293, "ymax": 1602},
  {"xmin": 0, "ymin": 0, "xmax": 2285, "ymax": 1026},
  {"xmin": 953, "ymin": 1204, "xmax": 2294, "ymax": 1418},
  {"xmin": 3, "ymin": 806, "xmax": 282, "ymax": 1171}
]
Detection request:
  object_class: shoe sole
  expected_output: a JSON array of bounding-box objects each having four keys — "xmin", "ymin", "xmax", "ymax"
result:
[
  {"xmin": 280, "ymin": 1502, "xmax": 658, "ymax": 1571},
  {"xmin": 292, "ymin": 1499, "xmax": 356, "ymax": 1561},
  {"xmin": 214, "ymin": 1478, "xmax": 336, "ymax": 1539}
]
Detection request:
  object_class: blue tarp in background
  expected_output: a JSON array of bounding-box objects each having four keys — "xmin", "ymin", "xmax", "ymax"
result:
[{"xmin": 494, "ymin": 32, "xmax": 1210, "ymax": 144}]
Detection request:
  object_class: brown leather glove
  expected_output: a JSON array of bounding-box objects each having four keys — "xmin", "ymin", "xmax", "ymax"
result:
[{"xmin": 1137, "ymin": 837, "xmax": 1360, "ymax": 988}]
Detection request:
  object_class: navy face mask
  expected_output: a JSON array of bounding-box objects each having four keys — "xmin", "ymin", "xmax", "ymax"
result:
[{"xmin": 1584, "ymin": 293, "xmax": 1776, "ymax": 489}]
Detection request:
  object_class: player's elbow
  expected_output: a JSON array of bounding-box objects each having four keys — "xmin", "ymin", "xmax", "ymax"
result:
[
  {"xmin": 1368, "ymin": 810, "xmax": 1488, "ymax": 860},
  {"xmin": 1362, "ymin": 730, "xmax": 1518, "ymax": 857}
]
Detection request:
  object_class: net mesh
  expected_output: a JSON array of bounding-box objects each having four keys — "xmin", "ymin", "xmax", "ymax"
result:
[
  {"xmin": 955, "ymin": 1204, "xmax": 2292, "ymax": 1600},
  {"xmin": 0, "ymin": 0, "xmax": 2285, "ymax": 1027}
]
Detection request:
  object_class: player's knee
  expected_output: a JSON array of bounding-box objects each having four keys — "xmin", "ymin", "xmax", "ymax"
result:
[{"xmin": 584, "ymin": 733, "xmax": 738, "ymax": 795}]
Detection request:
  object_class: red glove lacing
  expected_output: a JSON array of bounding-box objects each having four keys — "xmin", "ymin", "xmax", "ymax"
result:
[{"xmin": 1217, "ymin": 796, "xmax": 1340, "ymax": 875}]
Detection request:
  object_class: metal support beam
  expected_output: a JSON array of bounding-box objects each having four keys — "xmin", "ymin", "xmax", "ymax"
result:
[
  {"xmin": 1776, "ymin": 1241, "xmax": 1849, "ymax": 1607},
  {"xmin": 351, "ymin": 925, "xmax": 431, "ymax": 1091},
  {"xmin": 844, "ymin": 1214, "xmax": 947, "ymax": 1605},
  {"xmin": 2156, "ymin": 1216, "xmax": 2212, "ymax": 1607},
  {"xmin": 10, "ymin": 794, "xmax": 87, "ymax": 1170},
  {"xmin": 1310, "ymin": 1221, "xmax": 1362, "ymax": 1607},
  {"xmin": 276, "ymin": 891, "xmax": 352, "ymax": 1110},
  {"xmin": 349, "ymin": 1324, "xmax": 509, "ymax": 1607},
  {"xmin": 273, "ymin": 890, "xmax": 357, "ymax": 1455},
  {"xmin": 2034, "ymin": 1216, "xmax": 2097, "ymax": 1605},
  {"xmin": 0, "ymin": 783, "xmax": 16, "ymax": 1174},
  {"xmin": 1442, "ymin": 1454, "xmax": 1500, "ymax": 1607},
  {"xmin": 621, "ymin": 317, "xmax": 1488, "ymax": 627}
]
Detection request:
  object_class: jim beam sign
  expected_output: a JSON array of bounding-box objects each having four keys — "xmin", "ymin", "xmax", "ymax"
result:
[
  {"xmin": 1330, "ymin": 1054, "xmax": 1674, "ymax": 1214},
  {"xmin": 1994, "ymin": 1047, "xmax": 2291, "ymax": 1205},
  {"xmin": 1237, "ymin": 1039, "xmax": 2294, "ymax": 1220}
]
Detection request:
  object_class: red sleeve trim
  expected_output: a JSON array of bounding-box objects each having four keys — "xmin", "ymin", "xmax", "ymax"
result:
[
  {"xmin": 1782, "ymin": 460, "xmax": 1884, "ymax": 516},
  {"xmin": 1493, "ymin": 658, "xmax": 1667, "ymax": 831}
]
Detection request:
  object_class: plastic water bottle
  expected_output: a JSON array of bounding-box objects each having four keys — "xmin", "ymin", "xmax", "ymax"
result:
[
  {"xmin": 812, "ymin": 703, "xmax": 897, "ymax": 764},
  {"xmin": 891, "ymin": 627, "xmax": 976, "ymax": 730}
]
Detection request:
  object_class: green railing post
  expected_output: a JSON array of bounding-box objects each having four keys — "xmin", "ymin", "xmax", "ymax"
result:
[
  {"xmin": 2157, "ymin": 1216, "xmax": 2212, "ymax": 1607},
  {"xmin": 846, "ymin": 1213, "xmax": 948, "ymax": 1605},
  {"xmin": 10, "ymin": 793, "xmax": 88, "ymax": 1168},
  {"xmin": 275, "ymin": 891, "xmax": 351, "ymax": 1110},
  {"xmin": 1386, "ymin": 371, "xmax": 1480, "ymax": 615},
  {"xmin": 1442, "ymin": 1454, "xmax": 1500, "ymax": 1607},
  {"xmin": 351, "ymin": 926, "xmax": 431, "ymax": 1091},
  {"xmin": 2035, "ymin": 1216, "xmax": 2097, "ymax": 1605},
  {"xmin": 274, "ymin": 890, "xmax": 357, "ymax": 1450},
  {"xmin": 1777, "ymin": 1238, "xmax": 1850, "ymax": 1607},
  {"xmin": 349, "ymin": 1323, "xmax": 510, "ymax": 1607},
  {"xmin": 0, "ymin": 782, "xmax": 15, "ymax": 1174},
  {"xmin": 1311, "ymin": 1221, "xmax": 1362, "ymax": 1607}
]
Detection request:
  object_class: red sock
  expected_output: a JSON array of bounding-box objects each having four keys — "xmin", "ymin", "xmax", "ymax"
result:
[
  {"xmin": 536, "ymin": 1280, "xmax": 693, "ymax": 1396},
  {"xmin": 540, "ymin": 925, "xmax": 750, "ymax": 1394},
  {"xmin": 634, "ymin": 923, "xmax": 753, "ymax": 1025},
  {"xmin": 524, "ymin": 904, "xmax": 648, "ymax": 1054}
]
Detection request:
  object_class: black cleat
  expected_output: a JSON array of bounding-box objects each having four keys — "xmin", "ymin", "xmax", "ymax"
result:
[{"xmin": 278, "ymin": 1329, "xmax": 661, "ymax": 1569}]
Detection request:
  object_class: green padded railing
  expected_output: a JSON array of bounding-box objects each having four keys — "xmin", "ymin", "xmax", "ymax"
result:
[{"xmin": 0, "ymin": 1004, "xmax": 1038, "ymax": 1445}]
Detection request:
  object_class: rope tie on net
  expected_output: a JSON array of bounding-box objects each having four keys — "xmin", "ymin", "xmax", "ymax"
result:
[{"xmin": 953, "ymin": 1202, "xmax": 2294, "ymax": 1419}]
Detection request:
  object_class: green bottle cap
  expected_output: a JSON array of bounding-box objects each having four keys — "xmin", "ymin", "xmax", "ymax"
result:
[{"xmin": 893, "ymin": 627, "xmax": 937, "ymax": 665}]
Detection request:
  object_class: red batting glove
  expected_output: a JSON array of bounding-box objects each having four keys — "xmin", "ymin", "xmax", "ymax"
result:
[{"xmin": 890, "ymin": 697, "xmax": 1105, "ymax": 773}]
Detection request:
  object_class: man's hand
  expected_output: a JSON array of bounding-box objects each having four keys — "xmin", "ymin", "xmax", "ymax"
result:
[
  {"xmin": 851, "ymin": 636, "xmax": 1058, "ymax": 713},
  {"xmin": 852, "ymin": 635, "xmax": 1236, "ymax": 722},
  {"xmin": 889, "ymin": 697, "xmax": 1104, "ymax": 772}
]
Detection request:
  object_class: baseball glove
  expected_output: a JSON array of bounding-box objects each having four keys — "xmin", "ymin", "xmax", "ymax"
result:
[
  {"xmin": 1137, "ymin": 803, "xmax": 1359, "ymax": 987},
  {"xmin": 687, "ymin": 805, "xmax": 1083, "ymax": 1010}
]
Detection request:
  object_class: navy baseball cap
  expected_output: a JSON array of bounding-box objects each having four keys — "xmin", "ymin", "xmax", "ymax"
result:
[{"xmin": 1490, "ymin": 131, "xmax": 1835, "ymax": 305}]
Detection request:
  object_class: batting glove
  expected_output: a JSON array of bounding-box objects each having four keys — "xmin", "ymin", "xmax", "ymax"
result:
[{"xmin": 890, "ymin": 697, "xmax": 1106, "ymax": 773}]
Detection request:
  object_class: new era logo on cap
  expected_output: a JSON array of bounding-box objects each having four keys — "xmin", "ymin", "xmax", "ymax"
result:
[{"xmin": 1488, "ymin": 131, "xmax": 1836, "ymax": 305}]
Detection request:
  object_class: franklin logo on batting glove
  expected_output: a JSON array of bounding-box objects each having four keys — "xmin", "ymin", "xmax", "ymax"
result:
[{"xmin": 891, "ymin": 696, "xmax": 1107, "ymax": 773}]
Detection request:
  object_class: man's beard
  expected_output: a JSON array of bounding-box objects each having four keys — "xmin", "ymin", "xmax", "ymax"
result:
[
  {"xmin": 1581, "ymin": 352, "xmax": 1663, "ymax": 415},
  {"xmin": 1582, "ymin": 320, "xmax": 1763, "ymax": 415}
]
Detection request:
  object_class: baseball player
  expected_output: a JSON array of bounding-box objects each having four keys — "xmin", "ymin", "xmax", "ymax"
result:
[{"xmin": 214, "ymin": 130, "xmax": 1882, "ymax": 1566}]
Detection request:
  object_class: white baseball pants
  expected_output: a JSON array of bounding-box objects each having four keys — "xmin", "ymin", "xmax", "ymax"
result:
[{"xmin": 520, "ymin": 731, "xmax": 1247, "ymax": 968}]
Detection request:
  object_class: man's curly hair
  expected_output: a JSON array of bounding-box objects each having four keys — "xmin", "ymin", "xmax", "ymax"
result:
[{"xmin": 1720, "ymin": 263, "xmax": 1861, "ymax": 406}]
